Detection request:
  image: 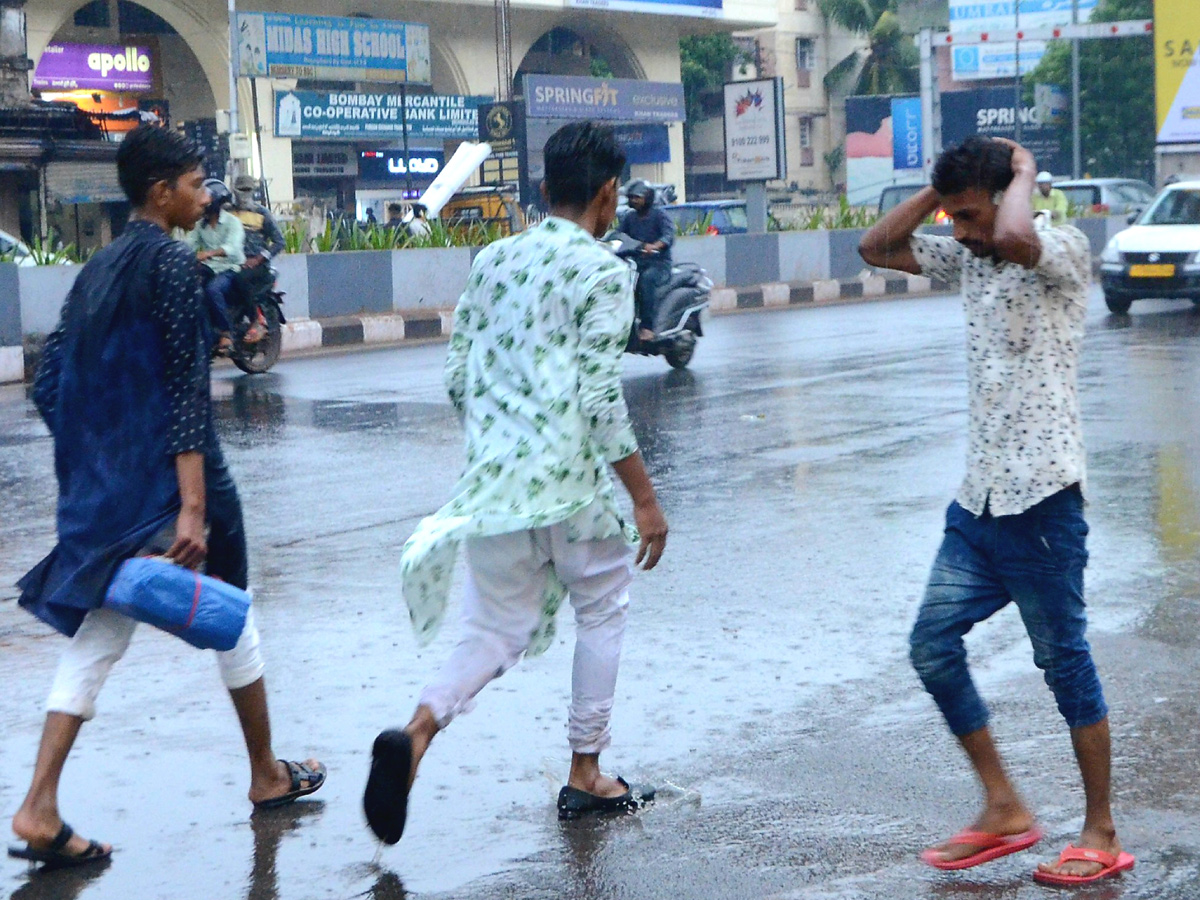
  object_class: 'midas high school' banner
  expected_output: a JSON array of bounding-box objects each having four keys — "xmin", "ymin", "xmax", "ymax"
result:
[
  {"xmin": 237, "ymin": 13, "xmax": 430, "ymax": 83},
  {"xmin": 1155, "ymin": 0, "xmax": 1200, "ymax": 144},
  {"xmin": 567, "ymin": 0, "xmax": 721, "ymax": 19}
]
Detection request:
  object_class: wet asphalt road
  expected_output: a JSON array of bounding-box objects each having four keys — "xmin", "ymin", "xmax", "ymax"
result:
[{"xmin": 3, "ymin": 288, "xmax": 1200, "ymax": 900}]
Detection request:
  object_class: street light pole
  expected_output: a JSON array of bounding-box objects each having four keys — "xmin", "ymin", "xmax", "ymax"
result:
[
  {"xmin": 227, "ymin": 0, "xmax": 240, "ymax": 179},
  {"xmin": 1071, "ymin": 0, "xmax": 1081, "ymax": 177},
  {"xmin": 1013, "ymin": 0, "xmax": 1022, "ymax": 144}
]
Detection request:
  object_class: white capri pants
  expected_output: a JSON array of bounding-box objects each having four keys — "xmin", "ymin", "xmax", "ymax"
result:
[
  {"xmin": 46, "ymin": 606, "xmax": 266, "ymax": 721},
  {"xmin": 419, "ymin": 526, "xmax": 634, "ymax": 755}
]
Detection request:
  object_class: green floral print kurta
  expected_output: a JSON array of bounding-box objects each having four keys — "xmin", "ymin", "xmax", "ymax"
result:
[{"xmin": 401, "ymin": 218, "xmax": 639, "ymax": 654}]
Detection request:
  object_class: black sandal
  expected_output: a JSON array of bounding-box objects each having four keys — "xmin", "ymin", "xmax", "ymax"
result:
[
  {"xmin": 557, "ymin": 777, "xmax": 656, "ymax": 820},
  {"xmin": 7, "ymin": 823, "xmax": 111, "ymax": 869},
  {"xmin": 253, "ymin": 760, "xmax": 327, "ymax": 810},
  {"xmin": 363, "ymin": 729, "xmax": 414, "ymax": 845}
]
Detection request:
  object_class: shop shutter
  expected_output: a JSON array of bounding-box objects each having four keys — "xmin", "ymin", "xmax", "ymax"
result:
[{"xmin": 45, "ymin": 161, "xmax": 125, "ymax": 205}]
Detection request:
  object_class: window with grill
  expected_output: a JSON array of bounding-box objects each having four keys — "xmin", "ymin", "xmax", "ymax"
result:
[
  {"xmin": 799, "ymin": 117, "xmax": 815, "ymax": 166},
  {"xmin": 795, "ymin": 38, "xmax": 815, "ymax": 71}
]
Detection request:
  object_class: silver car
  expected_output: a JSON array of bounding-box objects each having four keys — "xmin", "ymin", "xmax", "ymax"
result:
[{"xmin": 1054, "ymin": 178, "xmax": 1156, "ymax": 216}]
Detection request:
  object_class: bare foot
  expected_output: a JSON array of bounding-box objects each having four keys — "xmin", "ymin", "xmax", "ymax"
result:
[
  {"xmin": 566, "ymin": 772, "xmax": 629, "ymax": 799},
  {"xmin": 924, "ymin": 801, "xmax": 1036, "ymax": 865},
  {"xmin": 248, "ymin": 758, "xmax": 323, "ymax": 806},
  {"xmin": 12, "ymin": 807, "xmax": 110, "ymax": 859},
  {"xmin": 1037, "ymin": 825, "xmax": 1122, "ymax": 879}
]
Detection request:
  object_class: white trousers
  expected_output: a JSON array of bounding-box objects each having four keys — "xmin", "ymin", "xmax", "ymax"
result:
[
  {"xmin": 46, "ymin": 606, "xmax": 265, "ymax": 721},
  {"xmin": 419, "ymin": 527, "xmax": 634, "ymax": 755}
]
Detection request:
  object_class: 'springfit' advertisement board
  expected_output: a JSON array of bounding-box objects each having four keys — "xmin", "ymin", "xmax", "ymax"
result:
[
  {"xmin": 1155, "ymin": 0, "xmax": 1200, "ymax": 144},
  {"xmin": 723, "ymin": 78, "xmax": 786, "ymax": 182},
  {"xmin": 237, "ymin": 13, "xmax": 430, "ymax": 84}
]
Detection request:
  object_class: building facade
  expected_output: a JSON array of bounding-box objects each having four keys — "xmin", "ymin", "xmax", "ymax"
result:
[{"xmin": 16, "ymin": 0, "xmax": 776, "ymax": 243}]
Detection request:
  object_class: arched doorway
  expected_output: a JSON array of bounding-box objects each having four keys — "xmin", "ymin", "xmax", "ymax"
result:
[
  {"xmin": 35, "ymin": 0, "xmax": 221, "ymax": 248},
  {"xmin": 513, "ymin": 24, "xmax": 644, "ymax": 97}
]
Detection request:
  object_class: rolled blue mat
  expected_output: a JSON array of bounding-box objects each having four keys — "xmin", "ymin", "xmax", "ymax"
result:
[{"xmin": 104, "ymin": 557, "xmax": 251, "ymax": 651}]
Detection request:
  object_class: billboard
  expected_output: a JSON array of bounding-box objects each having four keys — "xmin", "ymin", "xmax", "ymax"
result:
[
  {"xmin": 566, "ymin": 0, "xmax": 721, "ymax": 19},
  {"xmin": 941, "ymin": 86, "xmax": 1070, "ymax": 174},
  {"xmin": 524, "ymin": 75, "xmax": 685, "ymax": 123},
  {"xmin": 1155, "ymin": 0, "xmax": 1200, "ymax": 145},
  {"xmin": 275, "ymin": 91, "xmax": 488, "ymax": 141},
  {"xmin": 359, "ymin": 149, "xmax": 445, "ymax": 184},
  {"xmin": 33, "ymin": 43, "xmax": 153, "ymax": 92},
  {"xmin": 845, "ymin": 95, "xmax": 925, "ymax": 205},
  {"xmin": 723, "ymin": 78, "xmax": 786, "ymax": 182},
  {"xmin": 949, "ymin": 0, "xmax": 1097, "ymax": 81},
  {"xmin": 237, "ymin": 13, "xmax": 430, "ymax": 84}
]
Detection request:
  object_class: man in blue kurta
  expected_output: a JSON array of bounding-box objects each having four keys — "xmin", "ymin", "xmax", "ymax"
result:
[{"xmin": 9, "ymin": 126, "xmax": 324, "ymax": 869}]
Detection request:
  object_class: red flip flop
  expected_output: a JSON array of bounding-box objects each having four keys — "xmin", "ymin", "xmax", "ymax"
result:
[
  {"xmin": 1033, "ymin": 844, "xmax": 1136, "ymax": 886},
  {"xmin": 921, "ymin": 827, "xmax": 1044, "ymax": 871}
]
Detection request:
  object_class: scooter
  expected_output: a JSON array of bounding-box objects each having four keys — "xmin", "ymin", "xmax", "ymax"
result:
[
  {"xmin": 229, "ymin": 268, "xmax": 286, "ymax": 375},
  {"xmin": 605, "ymin": 232, "xmax": 711, "ymax": 369}
]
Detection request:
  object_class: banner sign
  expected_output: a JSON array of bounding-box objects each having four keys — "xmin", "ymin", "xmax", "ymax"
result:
[
  {"xmin": 237, "ymin": 13, "xmax": 430, "ymax": 84},
  {"xmin": 941, "ymin": 86, "xmax": 1070, "ymax": 175},
  {"xmin": 478, "ymin": 101, "xmax": 531, "ymax": 205},
  {"xmin": 524, "ymin": 75, "xmax": 685, "ymax": 123},
  {"xmin": 566, "ymin": 0, "xmax": 721, "ymax": 20},
  {"xmin": 949, "ymin": 0, "xmax": 1097, "ymax": 80},
  {"xmin": 724, "ymin": 78, "xmax": 786, "ymax": 182},
  {"xmin": 275, "ymin": 91, "xmax": 488, "ymax": 140},
  {"xmin": 359, "ymin": 149, "xmax": 445, "ymax": 183},
  {"xmin": 33, "ymin": 43, "xmax": 153, "ymax": 92},
  {"xmin": 615, "ymin": 124, "xmax": 671, "ymax": 165},
  {"xmin": 890, "ymin": 97, "xmax": 923, "ymax": 171},
  {"xmin": 1155, "ymin": 0, "xmax": 1200, "ymax": 144}
]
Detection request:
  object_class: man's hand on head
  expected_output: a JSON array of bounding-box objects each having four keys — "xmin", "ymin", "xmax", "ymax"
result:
[{"xmin": 992, "ymin": 138, "xmax": 1038, "ymax": 180}]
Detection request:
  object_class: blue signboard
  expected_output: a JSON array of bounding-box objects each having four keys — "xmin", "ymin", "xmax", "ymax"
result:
[
  {"xmin": 890, "ymin": 97, "xmax": 923, "ymax": 171},
  {"xmin": 615, "ymin": 124, "xmax": 671, "ymax": 164},
  {"xmin": 567, "ymin": 0, "xmax": 721, "ymax": 19},
  {"xmin": 275, "ymin": 91, "xmax": 487, "ymax": 141},
  {"xmin": 237, "ymin": 13, "xmax": 430, "ymax": 84},
  {"xmin": 524, "ymin": 75, "xmax": 685, "ymax": 123}
]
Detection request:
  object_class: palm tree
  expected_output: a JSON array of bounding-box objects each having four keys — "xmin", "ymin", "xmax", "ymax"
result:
[{"xmin": 818, "ymin": 0, "xmax": 919, "ymax": 96}]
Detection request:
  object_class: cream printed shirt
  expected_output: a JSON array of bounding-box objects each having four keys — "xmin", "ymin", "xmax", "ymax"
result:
[{"xmin": 911, "ymin": 226, "xmax": 1091, "ymax": 517}]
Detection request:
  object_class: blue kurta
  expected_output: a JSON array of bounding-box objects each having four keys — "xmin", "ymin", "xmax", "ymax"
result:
[{"xmin": 18, "ymin": 221, "xmax": 211, "ymax": 637}]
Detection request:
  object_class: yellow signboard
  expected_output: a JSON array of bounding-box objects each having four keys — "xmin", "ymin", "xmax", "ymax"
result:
[{"xmin": 1155, "ymin": 0, "xmax": 1200, "ymax": 144}]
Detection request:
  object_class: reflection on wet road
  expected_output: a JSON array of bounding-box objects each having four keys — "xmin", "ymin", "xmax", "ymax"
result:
[{"xmin": 3, "ymin": 289, "xmax": 1200, "ymax": 899}]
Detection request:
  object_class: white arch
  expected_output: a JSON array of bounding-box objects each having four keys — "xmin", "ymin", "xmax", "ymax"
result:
[{"xmin": 512, "ymin": 18, "xmax": 648, "ymax": 86}]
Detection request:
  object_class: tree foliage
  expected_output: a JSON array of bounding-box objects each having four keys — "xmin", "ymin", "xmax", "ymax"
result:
[
  {"xmin": 818, "ymin": 0, "xmax": 919, "ymax": 96},
  {"xmin": 1026, "ymin": 0, "xmax": 1154, "ymax": 180},
  {"xmin": 679, "ymin": 34, "xmax": 751, "ymax": 130}
]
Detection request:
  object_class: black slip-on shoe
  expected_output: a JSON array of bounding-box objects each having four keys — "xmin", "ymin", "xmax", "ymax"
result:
[
  {"xmin": 557, "ymin": 777, "xmax": 656, "ymax": 821},
  {"xmin": 363, "ymin": 729, "xmax": 414, "ymax": 844}
]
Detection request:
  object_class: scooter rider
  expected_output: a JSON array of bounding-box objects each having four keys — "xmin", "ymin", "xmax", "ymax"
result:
[
  {"xmin": 231, "ymin": 175, "xmax": 285, "ymax": 342},
  {"xmin": 186, "ymin": 178, "xmax": 245, "ymax": 355},
  {"xmin": 618, "ymin": 181, "xmax": 674, "ymax": 342}
]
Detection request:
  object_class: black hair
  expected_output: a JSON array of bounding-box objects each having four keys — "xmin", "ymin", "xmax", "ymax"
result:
[
  {"xmin": 116, "ymin": 125, "xmax": 204, "ymax": 207},
  {"xmin": 412, "ymin": 203, "xmax": 427, "ymax": 216},
  {"xmin": 931, "ymin": 136, "xmax": 1014, "ymax": 198},
  {"xmin": 543, "ymin": 122, "xmax": 626, "ymax": 209},
  {"xmin": 387, "ymin": 202, "xmax": 403, "ymax": 213}
]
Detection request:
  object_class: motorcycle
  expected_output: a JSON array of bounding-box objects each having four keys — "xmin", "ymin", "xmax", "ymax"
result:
[
  {"xmin": 605, "ymin": 231, "xmax": 711, "ymax": 369},
  {"xmin": 228, "ymin": 268, "xmax": 285, "ymax": 375}
]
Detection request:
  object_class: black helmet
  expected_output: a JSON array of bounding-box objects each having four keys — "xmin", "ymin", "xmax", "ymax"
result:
[
  {"xmin": 204, "ymin": 178, "xmax": 232, "ymax": 210},
  {"xmin": 625, "ymin": 180, "xmax": 653, "ymax": 202}
]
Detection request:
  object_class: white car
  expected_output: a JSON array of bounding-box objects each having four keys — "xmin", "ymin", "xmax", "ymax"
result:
[
  {"xmin": 0, "ymin": 228, "xmax": 34, "ymax": 266},
  {"xmin": 1099, "ymin": 181, "xmax": 1200, "ymax": 314}
]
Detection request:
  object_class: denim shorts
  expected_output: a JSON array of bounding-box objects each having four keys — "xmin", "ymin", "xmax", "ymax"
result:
[{"xmin": 909, "ymin": 486, "xmax": 1107, "ymax": 736}]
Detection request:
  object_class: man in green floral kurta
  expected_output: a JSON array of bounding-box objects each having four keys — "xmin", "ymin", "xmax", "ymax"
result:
[{"xmin": 364, "ymin": 123, "xmax": 669, "ymax": 844}]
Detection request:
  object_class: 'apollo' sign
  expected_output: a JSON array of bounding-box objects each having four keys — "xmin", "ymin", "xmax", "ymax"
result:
[{"xmin": 33, "ymin": 43, "xmax": 154, "ymax": 92}]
